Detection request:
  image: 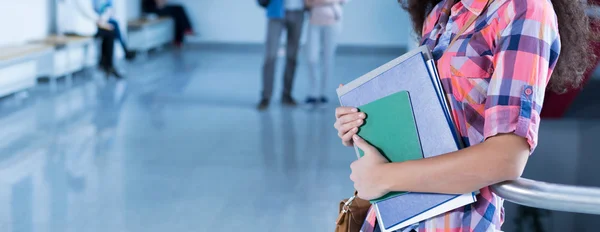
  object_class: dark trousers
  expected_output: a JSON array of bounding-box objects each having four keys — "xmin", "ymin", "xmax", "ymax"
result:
[
  {"xmin": 261, "ymin": 10, "xmax": 305, "ymax": 100},
  {"xmin": 96, "ymin": 28, "xmax": 115, "ymax": 70},
  {"xmin": 157, "ymin": 5, "xmax": 193, "ymax": 43}
]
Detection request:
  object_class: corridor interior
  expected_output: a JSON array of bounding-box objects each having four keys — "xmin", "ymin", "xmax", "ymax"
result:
[{"xmin": 0, "ymin": 47, "xmax": 599, "ymax": 231}]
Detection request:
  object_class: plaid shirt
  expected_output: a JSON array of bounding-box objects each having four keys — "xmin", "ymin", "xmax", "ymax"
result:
[{"xmin": 362, "ymin": 0, "xmax": 560, "ymax": 231}]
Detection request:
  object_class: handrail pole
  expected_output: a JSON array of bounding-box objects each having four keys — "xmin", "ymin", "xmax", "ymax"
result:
[{"xmin": 491, "ymin": 178, "xmax": 600, "ymax": 215}]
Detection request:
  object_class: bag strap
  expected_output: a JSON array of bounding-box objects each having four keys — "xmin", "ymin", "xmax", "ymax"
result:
[
  {"xmin": 336, "ymin": 191, "xmax": 359, "ymax": 225},
  {"xmin": 446, "ymin": 0, "xmax": 493, "ymax": 51}
]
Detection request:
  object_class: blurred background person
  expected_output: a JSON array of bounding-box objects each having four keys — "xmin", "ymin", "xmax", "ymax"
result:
[
  {"xmin": 94, "ymin": 0, "xmax": 136, "ymax": 60},
  {"xmin": 257, "ymin": 0, "xmax": 306, "ymax": 110},
  {"xmin": 62, "ymin": 0, "xmax": 124, "ymax": 79},
  {"xmin": 304, "ymin": 0, "xmax": 347, "ymax": 106},
  {"xmin": 142, "ymin": 0, "xmax": 194, "ymax": 47}
]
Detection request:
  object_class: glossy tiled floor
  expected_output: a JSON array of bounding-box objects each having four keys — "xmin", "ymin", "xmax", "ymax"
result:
[
  {"xmin": 0, "ymin": 47, "xmax": 598, "ymax": 232},
  {"xmin": 0, "ymin": 48, "xmax": 399, "ymax": 232}
]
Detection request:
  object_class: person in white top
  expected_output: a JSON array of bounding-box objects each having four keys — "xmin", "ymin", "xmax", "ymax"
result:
[
  {"xmin": 304, "ymin": 0, "xmax": 348, "ymax": 105},
  {"xmin": 61, "ymin": 0, "xmax": 123, "ymax": 79}
]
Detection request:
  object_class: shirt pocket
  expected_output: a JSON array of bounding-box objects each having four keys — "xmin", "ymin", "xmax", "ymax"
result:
[{"xmin": 449, "ymin": 55, "xmax": 493, "ymax": 105}]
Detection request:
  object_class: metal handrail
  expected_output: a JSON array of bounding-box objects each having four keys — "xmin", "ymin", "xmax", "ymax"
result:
[{"xmin": 491, "ymin": 178, "xmax": 600, "ymax": 215}]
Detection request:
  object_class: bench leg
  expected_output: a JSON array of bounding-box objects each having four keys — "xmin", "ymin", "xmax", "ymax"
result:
[
  {"xmin": 50, "ymin": 77, "xmax": 58, "ymax": 92},
  {"xmin": 137, "ymin": 50, "xmax": 149, "ymax": 60},
  {"xmin": 82, "ymin": 67, "xmax": 91, "ymax": 78},
  {"xmin": 66, "ymin": 73, "xmax": 73, "ymax": 87}
]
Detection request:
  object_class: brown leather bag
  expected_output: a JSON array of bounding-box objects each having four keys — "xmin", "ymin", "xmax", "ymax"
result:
[{"xmin": 335, "ymin": 191, "xmax": 372, "ymax": 232}]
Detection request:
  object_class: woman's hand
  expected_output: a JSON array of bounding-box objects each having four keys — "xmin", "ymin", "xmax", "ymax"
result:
[
  {"xmin": 334, "ymin": 83, "xmax": 365, "ymax": 146},
  {"xmin": 350, "ymin": 135, "xmax": 390, "ymax": 200},
  {"xmin": 97, "ymin": 20, "xmax": 113, "ymax": 30},
  {"xmin": 334, "ymin": 107, "xmax": 365, "ymax": 146}
]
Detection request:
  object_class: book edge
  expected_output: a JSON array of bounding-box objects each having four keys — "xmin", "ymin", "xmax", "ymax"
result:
[
  {"xmin": 378, "ymin": 193, "xmax": 477, "ymax": 231},
  {"xmin": 336, "ymin": 45, "xmax": 432, "ymax": 98},
  {"xmin": 336, "ymin": 46, "xmax": 433, "ymax": 160}
]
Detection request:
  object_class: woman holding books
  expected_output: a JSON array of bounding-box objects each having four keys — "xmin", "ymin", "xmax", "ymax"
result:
[
  {"xmin": 334, "ymin": 0, "xmax": 593, "ymax": 231},
  {"xmin": 304, "ymin": 0, "xmax": 348, "ymax": 105}
]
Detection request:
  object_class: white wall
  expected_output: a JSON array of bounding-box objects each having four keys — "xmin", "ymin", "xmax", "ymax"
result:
[
  {"xmin": 339, "ymin": 0, "xmax": 413, "ymax": 47},
  {"xmin": 0, "ymin": 0, "xmax": 129, "ymax": 45},
  {"xmin": 0, "ymin": 0, "xmax": 412, "ymax": 47},
  {"xmin": 169, "ymin": 0, "xmax": 413, "ymax": 47},
  {"xmin": 0, "ymin": 0, "xmax": 50, "ymax": 46},
  {"xmin": 127, "ymin": 0, "xmax": 142, "ymax": 20}
]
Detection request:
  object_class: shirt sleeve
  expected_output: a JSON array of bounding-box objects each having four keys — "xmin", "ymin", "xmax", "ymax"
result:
[{"xmin": 483, "ymin": 0, "xmax": 561, "ymax": 152}]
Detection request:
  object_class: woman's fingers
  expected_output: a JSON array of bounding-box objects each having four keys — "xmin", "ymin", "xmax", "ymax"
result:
[
  {"xmin": 353, "ymin": 135, "xmax": 377, "ymax": 154},
  {"xmin": 339, "ymin": 111, "xmax": 365, "ymax": 123},
  {"xmin": 341, "ymin": 127, "xmax": 359, "ymax": 146},
  {"xmin": 338, "ymin": 118, "xmax": 363, "ymax": 136},
  {"xmin": 333, "ymin": 85, "xmax": 364, "ymax": 147},
  {"xmin": 334, "ymin": 110, "xmax": 364, "ymax": 132},
  {"xmin": 336, "ymin": 114, "xmax": 364, "ymax": 135},
  {"xmin": 337, "ymin": 117, "xmax": 362, "ymax": 147},
  {"xmin": 334, "ymin": 107, "xmax": 366, "ymax": 147},
  {"xmin": 335, "ymin": 107, "xmax": 358, "ymax": 119}
]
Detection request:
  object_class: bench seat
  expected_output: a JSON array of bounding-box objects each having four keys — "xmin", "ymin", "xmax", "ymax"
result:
[
  {"xmin": 30, "ymin": 35, "xmax": 97, "ymax": 90},
  {"xmin": 0, "ymin": 44, "xmax": 54, "ymax": 97},
  {"xmin": 128, "ymin": 17, "xmax": 175, "ymax": 53}
]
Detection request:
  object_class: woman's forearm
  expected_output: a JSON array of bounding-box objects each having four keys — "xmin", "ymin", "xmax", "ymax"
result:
[{"xmin": 379, "ymin": 134, "xmax": 530, "ymax": 195}]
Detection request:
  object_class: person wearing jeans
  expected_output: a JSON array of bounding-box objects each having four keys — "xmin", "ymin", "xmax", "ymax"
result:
[
  {"xmin": 105, "ymin": 19, "xmax": 136, "ymax": 60},
  {"xmin": 304, "ymin": 0, "xmax": 347, "ymax": 105},
  {"xmin": 94, "ymin": 0, "xmax": 136, "ymax": 60},
  {"xmin": 63, "ymin": 0, "xmax": 124, "ymax": 79},
  {"xmin": 257, "ymin": 0, "xmax": 306, "ymax": 110}
]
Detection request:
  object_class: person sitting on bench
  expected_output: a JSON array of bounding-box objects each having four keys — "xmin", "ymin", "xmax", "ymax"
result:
[
  {"xmin": 142, "ymin": 0, "xmax": 194, "ymax": 47},
  {"xmin": 93, "ymin": 0, "xmax": 136, "ymax": 60},
  {"xmin": 63, "ymin": 0, "xmax": 124, "ymax": 79}
]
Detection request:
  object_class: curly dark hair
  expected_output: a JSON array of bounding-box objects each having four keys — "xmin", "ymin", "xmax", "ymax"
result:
[{"xmin": 400, "ymin": 0, "xmax": 594, "ymax": 94}]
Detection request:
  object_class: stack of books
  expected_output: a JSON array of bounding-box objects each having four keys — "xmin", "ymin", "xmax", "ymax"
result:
[{"xmin": 336, "ymin": 46, "xmax": 477, "ymax": 232}]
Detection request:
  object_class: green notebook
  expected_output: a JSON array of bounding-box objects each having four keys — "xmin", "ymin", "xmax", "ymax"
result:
[{"xmin": 356, "ymin": 91, "xmax": 424, "ymax": 203}]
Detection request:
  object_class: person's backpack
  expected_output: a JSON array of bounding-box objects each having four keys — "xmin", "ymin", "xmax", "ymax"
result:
[{"xmin": 258, "ymin": 0, "xmax": 270, "ymax": 8}]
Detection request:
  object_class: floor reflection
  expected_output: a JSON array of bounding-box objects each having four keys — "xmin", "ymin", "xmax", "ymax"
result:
[{"xmin": 0, "ymin": 78, "xmax": 127, "ymax": 232}]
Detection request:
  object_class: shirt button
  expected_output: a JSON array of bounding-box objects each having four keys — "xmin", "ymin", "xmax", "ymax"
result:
[
  {"xmin": 488, "ymin": 67, "xmax": 494, "ymax": 74},
  {"xmin": 525, "ymin": 88, "xmax": 533, "ymax": 96}
]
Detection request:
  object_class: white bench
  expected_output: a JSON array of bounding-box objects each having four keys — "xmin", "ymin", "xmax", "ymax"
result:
[
  {"xmin": 0, "ymin": 44, "xmax": 54, "ymax": 98},
  {"xmin": 32, "ymin": 35, "xmax": 97, "ymax": 90},
  {"xmin": 127, "ymin": 17, "xmax": 175, "ymax": 54}
]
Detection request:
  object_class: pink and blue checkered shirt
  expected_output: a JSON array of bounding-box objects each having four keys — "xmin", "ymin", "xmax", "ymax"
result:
[{"xmin": 362, "ymin": 0, "xmax": 560, "ymax": 231}]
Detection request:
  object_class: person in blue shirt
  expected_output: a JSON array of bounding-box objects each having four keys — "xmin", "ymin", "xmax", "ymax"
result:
[
  {"xmin": 257, "ymin": 0, "xmax": 306, "ymax": 110},
  {"xmin": 94, "ymin": 0, "xmax": 136, "ymax": 60}
]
